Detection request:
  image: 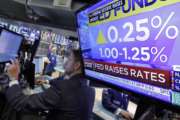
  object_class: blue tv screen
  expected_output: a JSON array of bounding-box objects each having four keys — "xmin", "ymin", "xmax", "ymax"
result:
[{"xmin": 77, "ymin": 0, "xmax": 180, "ymax": 107}]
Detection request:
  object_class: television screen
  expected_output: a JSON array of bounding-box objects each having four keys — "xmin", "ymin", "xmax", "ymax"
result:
[{"xmin": 77, "ymin": 0, "xmax": 180, "ymax": 106}]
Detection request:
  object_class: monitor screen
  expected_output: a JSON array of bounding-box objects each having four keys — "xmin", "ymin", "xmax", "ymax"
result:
[
  {"xmin": 0, "ymin": 29, "xmax": 23, "ymax": 56},
  {"xmin": 77, "ymin": 0, "xmax": 180, "ymax": 107}
]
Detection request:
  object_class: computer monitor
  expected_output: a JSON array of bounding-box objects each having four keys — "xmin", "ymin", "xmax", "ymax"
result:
[
  {"xmin": 0, "ymin": 29, "xmax": 23, "ymax": 62},
  {"xmin": 77, "ymin": 0, "xmax": 180, "ymax": 108}
]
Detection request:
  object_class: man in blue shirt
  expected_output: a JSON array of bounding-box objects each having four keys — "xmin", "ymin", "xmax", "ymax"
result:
[{"xmin": 45, "ymin": 46, "xmax": 57, "ymax": 76}]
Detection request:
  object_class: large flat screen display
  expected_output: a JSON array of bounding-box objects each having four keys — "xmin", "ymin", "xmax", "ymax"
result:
[{"xmin": 77, "ymin": 0, "xmax": 180, "ymax": 106}]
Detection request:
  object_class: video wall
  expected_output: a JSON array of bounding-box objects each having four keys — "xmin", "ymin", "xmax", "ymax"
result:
[
  {"xmin": 0, "ymin": 18, "xmax": 40, "ymax": 42},
  {"xmin": 0, "ymin": 18, "xmax": 79, "ymax": 57},
  {"xmin": 77, "ymin": 0, "xmax": 180, "ymax": 106}
]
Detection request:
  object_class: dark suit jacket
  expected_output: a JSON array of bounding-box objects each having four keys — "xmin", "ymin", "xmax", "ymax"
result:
[{"xmin": 5, "ymin": 74, "xmax": 91, "ymax": 120}]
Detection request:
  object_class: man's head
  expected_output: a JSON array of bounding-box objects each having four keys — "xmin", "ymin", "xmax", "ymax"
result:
[
  {"xmin": 63, "ymin": 50, "xmax": 83, "ymax": 75},
  {"xmin": 51, "ymin": 47, "xmax": 57, "ymax": 54}
]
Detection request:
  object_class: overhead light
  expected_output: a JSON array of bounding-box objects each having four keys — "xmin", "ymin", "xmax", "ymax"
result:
[{"xmin": 53, "ymin": 0, "xmax": 72, "ymax": 8}]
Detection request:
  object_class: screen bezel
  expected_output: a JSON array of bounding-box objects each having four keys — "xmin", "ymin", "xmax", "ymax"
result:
[{"xmin": 75, "ymin": 1, "xmax": 180, "ymax": 112}]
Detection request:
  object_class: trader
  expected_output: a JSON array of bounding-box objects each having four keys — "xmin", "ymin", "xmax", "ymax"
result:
[
  {"xmin": 44, "ymin": 45, "xmax": 57, "ymax": 76},
  {"xmin": 5, "ymin": 50, "xmax": 93, "ymax": 120}
]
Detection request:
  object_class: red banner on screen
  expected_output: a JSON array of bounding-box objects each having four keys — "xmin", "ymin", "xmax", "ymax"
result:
[{"xmin": 84, "ymin": 60, "xmax": 171, "ymax": 88}]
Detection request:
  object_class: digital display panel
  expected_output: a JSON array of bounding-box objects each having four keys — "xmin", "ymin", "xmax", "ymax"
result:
[
  {"xmin": 77, "ymin": 0, "xmax": 180, "ymax": 106},
  {"xmin": 18, "ymin": 26, "xmax": 40, "ymax": 41},
  {"xmin": 0, "ymin": 20, "xmax": 41, "ymax": 41},
  {"xmin": 0, "ymin": 29, "xmax": 23, "ymax": 55}
]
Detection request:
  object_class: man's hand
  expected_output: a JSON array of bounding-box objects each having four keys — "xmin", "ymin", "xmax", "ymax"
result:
[
  {"xmin": 120, "ymin": 111, "xmax": 133, "ymax": 120},
  {"xmin": 7, "ymin": 60, "xmax": 20, "ymax": 80},
  {"xmin": 35, "ymin": 79, "xmax": 49, "ymax": 85}
]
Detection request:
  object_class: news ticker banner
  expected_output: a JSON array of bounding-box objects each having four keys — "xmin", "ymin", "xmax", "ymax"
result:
[
  {"xmin": 86, "ymin": 69, "xmax": 180, "ymax": 105},
  {"xmin": 84, "ymin": 60, "xmax": 180, "ymax": 105},
  {"xmin": 86, "ymin": 1, "xmax": 180, "ymax": 69},
  {"xmin": 85, "ymin": 69, "xmax": 171, "ymax": 103},
  {"xmin": 84, "ymin": 59, "xmax": 180, "ymax": 93},
  {"xmin": 84, "ymin": 60, "xmax": 171, "ymax": 88}
]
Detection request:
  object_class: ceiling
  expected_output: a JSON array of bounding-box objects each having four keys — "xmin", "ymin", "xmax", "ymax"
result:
[{"xmin": 0, "ymin": 0, "xmax": 100, "ymax": 31}]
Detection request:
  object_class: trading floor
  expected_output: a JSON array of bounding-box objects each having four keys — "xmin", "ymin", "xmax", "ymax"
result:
[{"xmin": 0, "ymin": 0, "xmax": 180, "ymax": 120}]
